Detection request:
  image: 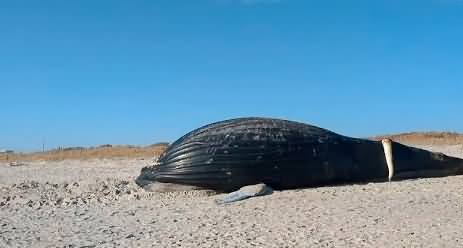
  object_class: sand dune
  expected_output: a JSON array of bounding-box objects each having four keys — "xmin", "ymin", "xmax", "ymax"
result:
[
  {"xmin": 0, "ymin": 144, "xmax": 167, "ymax": 162},
  {"xmin": 372, "ymin": 131, "xmax": 463, "ymax": 146}
]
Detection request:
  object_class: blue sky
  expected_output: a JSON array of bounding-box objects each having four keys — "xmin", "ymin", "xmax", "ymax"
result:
[{"xmin": 1, "ymin": 0, "xmax": 462, "ymax": 151}]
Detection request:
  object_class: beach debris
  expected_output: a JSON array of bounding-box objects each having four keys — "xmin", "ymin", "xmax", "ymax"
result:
[{"xmin": 8, "ymin": 161, "xmax": 26, "ymax": 167}]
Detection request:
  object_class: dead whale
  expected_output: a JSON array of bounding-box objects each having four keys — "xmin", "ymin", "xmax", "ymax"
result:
[{"xmin": 136, "ymin": 117, "xmax": 463, "ymax": 192}]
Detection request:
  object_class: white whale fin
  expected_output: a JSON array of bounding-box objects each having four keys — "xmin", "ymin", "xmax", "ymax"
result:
[
  {"xmin": 381, "ymin": 139, "xmax": 394, "ymax": 182},
  {"xmin": 216, "ymin": 183, "xmax": 273, "ymax": 204}
]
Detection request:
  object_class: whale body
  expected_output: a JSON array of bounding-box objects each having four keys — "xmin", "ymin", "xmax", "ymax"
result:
[{"xmin": 136, "ymin": 118, "xmax": 463, "ymax": 192}]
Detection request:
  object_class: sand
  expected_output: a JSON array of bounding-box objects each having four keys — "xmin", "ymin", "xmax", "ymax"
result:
[{"xmin": 1, "ymin": 145, "xmax": 463, "ymax": 247}]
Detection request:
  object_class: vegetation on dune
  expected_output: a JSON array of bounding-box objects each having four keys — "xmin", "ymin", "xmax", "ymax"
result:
[
  {"xmin": 371, "ymin": 132, "xmax": 463, "ymax": 146},
  {"xmin": 0, "ymin": 144, "xmax": 168, "ymax": 162}
]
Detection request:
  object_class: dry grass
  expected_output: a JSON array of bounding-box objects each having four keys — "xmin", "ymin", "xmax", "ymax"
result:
[
  {"xmin": 371, "ymin": 132, "xmax": 463, "ymax": 146},
  {"xmin": 0, "ymin": 144, "xmax": 168, "ymax": 162}
]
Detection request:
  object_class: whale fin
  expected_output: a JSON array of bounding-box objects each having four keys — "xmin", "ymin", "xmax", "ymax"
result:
[
  {"xmin": 381, "ymin": 139, "xmax": 394, "ymax": 181},
  {"xmin": 216, "ymin": 183, "xmax": 273, "ymax": 204}
]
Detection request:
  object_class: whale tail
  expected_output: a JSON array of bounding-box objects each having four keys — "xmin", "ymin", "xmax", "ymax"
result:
[
  {"xmin": 451, "ymin": 156, "xmax": 463, "ymax": 175},
  {"xmin": 387, "ymin": 141, "xmax": 463, "ymax": 180}
]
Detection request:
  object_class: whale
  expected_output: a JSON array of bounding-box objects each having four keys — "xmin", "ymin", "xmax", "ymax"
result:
[{"xmin": 136, "ymin": 117, "xmax": 463, "ymax": 192}]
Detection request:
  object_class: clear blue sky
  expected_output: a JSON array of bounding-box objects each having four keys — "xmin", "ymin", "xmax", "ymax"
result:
[{"xmin": 1, "ymin": 0, "xmax": 462, "ymax": 151}]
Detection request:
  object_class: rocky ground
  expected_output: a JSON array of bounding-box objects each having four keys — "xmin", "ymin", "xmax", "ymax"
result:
[{"xmin": 1, "ymin": 145, "xmax": 463, "ymax": 247}]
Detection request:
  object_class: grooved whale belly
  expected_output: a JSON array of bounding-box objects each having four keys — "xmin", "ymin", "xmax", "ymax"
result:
[{"xmin": 136, "ymin": 117, "xmax": 463, "ymax": 192}]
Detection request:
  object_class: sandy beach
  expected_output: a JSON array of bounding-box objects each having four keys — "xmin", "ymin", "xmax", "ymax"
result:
[{"xmin": 1, "ymin": 145, "xmax": 463, "ymax": 247}]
